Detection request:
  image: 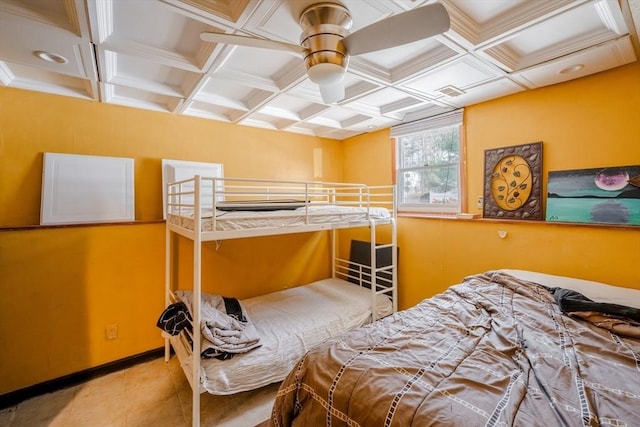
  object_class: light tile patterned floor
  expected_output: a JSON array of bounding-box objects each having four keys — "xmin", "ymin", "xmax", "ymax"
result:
[{"xmin": 0, "ymin": 356, "xmax": 278, "ymax": 427}]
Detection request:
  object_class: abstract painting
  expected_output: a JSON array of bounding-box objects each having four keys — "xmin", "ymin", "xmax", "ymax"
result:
[
  {"xmin": 546, "ymin": 165, "xmax": 640, "ymax": 226},
  {"xmin": 483, "ymin": 142, "xmax": 543, "ymax": 220}
]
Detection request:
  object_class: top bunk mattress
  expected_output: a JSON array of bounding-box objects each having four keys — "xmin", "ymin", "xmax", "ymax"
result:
[
  {"xmin": 173, "ymin": 277, "xmax": 392, "ymax": 395},
  {"xmin": 167, "ymin": 204, "xmax": 391, "ymax": 232}
]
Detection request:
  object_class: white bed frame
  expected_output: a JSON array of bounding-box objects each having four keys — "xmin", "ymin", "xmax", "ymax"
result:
[{"xmin": 163, "ymin": 176, "xmax": 397, "ymax": 427}]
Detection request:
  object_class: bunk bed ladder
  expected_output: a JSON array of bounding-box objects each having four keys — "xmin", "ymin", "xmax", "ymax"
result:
[
  {"xmin": 368, "ymin": 217, "xmax": 398, "ymax": 320},
  {"xmin": 390, "ymin": 219, "xmax": 399, "ymax": 313},
  {"xmin": 369, "ymin": 219, "xmax": 378, "ymax": 320},
  {"xmin": 330, "ymin": 221, "xmax": 397, "ymax": 321}
]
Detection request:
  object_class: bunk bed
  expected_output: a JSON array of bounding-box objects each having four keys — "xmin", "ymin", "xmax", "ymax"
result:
[
  {"xmin": 162, "ymin": 175, "xmax": 397, "ymax": 427},
  {"xmin": 268, "ymin": 269, "xmax": 640, "ymax": 426}
]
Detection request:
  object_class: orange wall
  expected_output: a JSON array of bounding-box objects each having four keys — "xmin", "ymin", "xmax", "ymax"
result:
[
  {"xmin": 0, "ymin": 224, "xmax": 164, "ymax": 389},
  {"xmin": 0, "ymin": 88, "xmax": 342, "ymax": 226},
  {"xmin": 2, "ymin": 62, "xmax": 640, "ymax": 395},
  {"xmin": 0, "ymin": 88, "xmax": 341, "ymax": 394},
  {"xmin": 342, "ymin": 62, "xmax": 640, "ymax": 309}
]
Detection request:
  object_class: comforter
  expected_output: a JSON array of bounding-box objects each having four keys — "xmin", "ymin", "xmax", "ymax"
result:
[{"xmin": 269, "ymin": 271, "xmax": 640, "ymax": 426}]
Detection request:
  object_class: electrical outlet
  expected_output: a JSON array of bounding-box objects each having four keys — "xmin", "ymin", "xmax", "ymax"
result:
[
  {"xmin": 477, "ymin": 196, "xmax": 483, "ymax": 209},
  {"xmin": 105, "ymin": 324, "xmax": 118, "ymax": 340}
]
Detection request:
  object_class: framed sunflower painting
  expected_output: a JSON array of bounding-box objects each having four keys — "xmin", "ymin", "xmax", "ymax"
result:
[{"xmin": 483, "ymin": 142, "xmax": 543, "ymax": 220}]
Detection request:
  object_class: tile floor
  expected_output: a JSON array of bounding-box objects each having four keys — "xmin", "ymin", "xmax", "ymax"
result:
[{"xmin": 0, "ymin": 356, "xmax": 279, "ymax": 427}]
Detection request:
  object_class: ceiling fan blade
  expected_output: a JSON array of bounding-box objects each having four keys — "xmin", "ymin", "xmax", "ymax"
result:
[
  {"xmin": 318, "ymin": 80, "xmax": 345, "ymax": 104},
  {"xmin": 200, "ymin": 32, "xmax": 307, "ymax": 55},
  {"xmin": 341, "ymin": 3, "xmax": 450, "ymax": 56}
]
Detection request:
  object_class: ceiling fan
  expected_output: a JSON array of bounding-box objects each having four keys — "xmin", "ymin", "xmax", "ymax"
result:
[{"xmin": 200, "ymin": 2, "xmax": 450, "ymax": 104}]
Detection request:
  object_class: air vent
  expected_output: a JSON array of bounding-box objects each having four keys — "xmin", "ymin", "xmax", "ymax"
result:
[{"xmin": 436, "ymin": 85, "xmax": 465, "ymax": 97}]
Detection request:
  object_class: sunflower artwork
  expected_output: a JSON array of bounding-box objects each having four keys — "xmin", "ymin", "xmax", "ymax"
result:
[{"xmin": 483, "ymin": 142, "xmax": 543, "ymax": 220}]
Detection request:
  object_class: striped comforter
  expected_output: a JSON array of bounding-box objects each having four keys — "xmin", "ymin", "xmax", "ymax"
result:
[{"xmin": 269, "ymin": 271, "xmax": 640, "ymax": 426}]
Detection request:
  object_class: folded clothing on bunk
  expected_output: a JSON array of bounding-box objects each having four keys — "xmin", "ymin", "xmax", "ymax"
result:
[{"xmin": 157, "ymin": 291, "xmax": 261, "ymax": 360}]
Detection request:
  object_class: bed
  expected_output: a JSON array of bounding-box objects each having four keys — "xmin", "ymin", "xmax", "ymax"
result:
[
  {"xmin": 162, "ymin": 278, "xmax": 393, "ymax": 395},
  {"xmin": 165, "ymin": 176, "xmax": 394, "ymax": 240},
  {"xmin": 163, "ymin": 176, "xmax": 398, "ymax": 426},
  {"xmin": 268, "ymin": 270, "xmax": 640, "ymax": 427}
]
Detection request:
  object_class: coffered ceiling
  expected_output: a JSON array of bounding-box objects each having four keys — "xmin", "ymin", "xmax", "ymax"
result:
[{"xmin": 1, "ymin": 0, "xmax": 638, "ymax": 140}]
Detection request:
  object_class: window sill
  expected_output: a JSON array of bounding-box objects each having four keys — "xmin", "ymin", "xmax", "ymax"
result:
[
  {"xmin": 396, "ymin": 213, "xmax": 639, "ymax": 229},
  {"xmin": 397, "ymin": 211, "xmax": 461, "ymax": 220}
]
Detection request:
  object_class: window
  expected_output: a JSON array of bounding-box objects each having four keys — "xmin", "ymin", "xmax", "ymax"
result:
[{"xmin": 391, "ymin": 110, "xmax": 464, "ymax": 215}]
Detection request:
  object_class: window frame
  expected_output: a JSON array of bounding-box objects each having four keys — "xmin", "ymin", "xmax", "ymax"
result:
[{"xmin": 391, "ymin": 110, "xmax": 466, "ymax": 216}]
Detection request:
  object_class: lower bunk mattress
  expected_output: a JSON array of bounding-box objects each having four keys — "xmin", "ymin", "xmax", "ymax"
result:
[{"xmin": 166, "ymin": 278, "xmax": 393, "ymax": 395}]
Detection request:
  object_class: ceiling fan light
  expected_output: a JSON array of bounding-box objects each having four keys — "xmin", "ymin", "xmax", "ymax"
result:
[
  {"xmin": 318, "ymin": 80, "xmax": 345, "ymax": 104},
  {"xmin": 307, "ymin": 63, "xmax": 345, "ymax": 85}
]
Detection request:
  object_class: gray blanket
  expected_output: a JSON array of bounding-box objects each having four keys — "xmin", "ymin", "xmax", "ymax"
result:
[{"xmin": 175, "ymin": 290, "xmax": 261, "ymax": 359}]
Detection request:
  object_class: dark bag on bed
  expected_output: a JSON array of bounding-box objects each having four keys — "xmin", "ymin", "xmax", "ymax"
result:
[
  {"xmin": 549, "ymin": 287, "xmax": 640, "ymax": 322},
  {"xmin": 156, "ymin": 301, "xmax": 192, "ymax": 335}
]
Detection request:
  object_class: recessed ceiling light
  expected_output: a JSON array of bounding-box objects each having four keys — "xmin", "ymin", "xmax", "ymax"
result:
[
  {"xmin": 34, "ymin": 51, "xmax": 68, "ymax": 64},
  {"xmin": 559, "ymin": 64, "xmax": 584, "ymax": 74}
]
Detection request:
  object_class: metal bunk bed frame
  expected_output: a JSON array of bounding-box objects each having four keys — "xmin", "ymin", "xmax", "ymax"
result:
[{"xmin": 164, "ymin": 175, "xmax": 397, "ymax": 427}]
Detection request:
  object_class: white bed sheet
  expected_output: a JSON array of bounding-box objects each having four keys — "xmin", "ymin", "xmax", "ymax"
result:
[
  {"xmin": 185, "ymin": 278, "xmax": 392, "ymax": 395},
  {"xmin": 168, "ymin": 205, "xmax": 391, "ymax": 232},
  {"xmin": 499, "ymin": 269, "xmax": 640, "ymax": 309}
]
